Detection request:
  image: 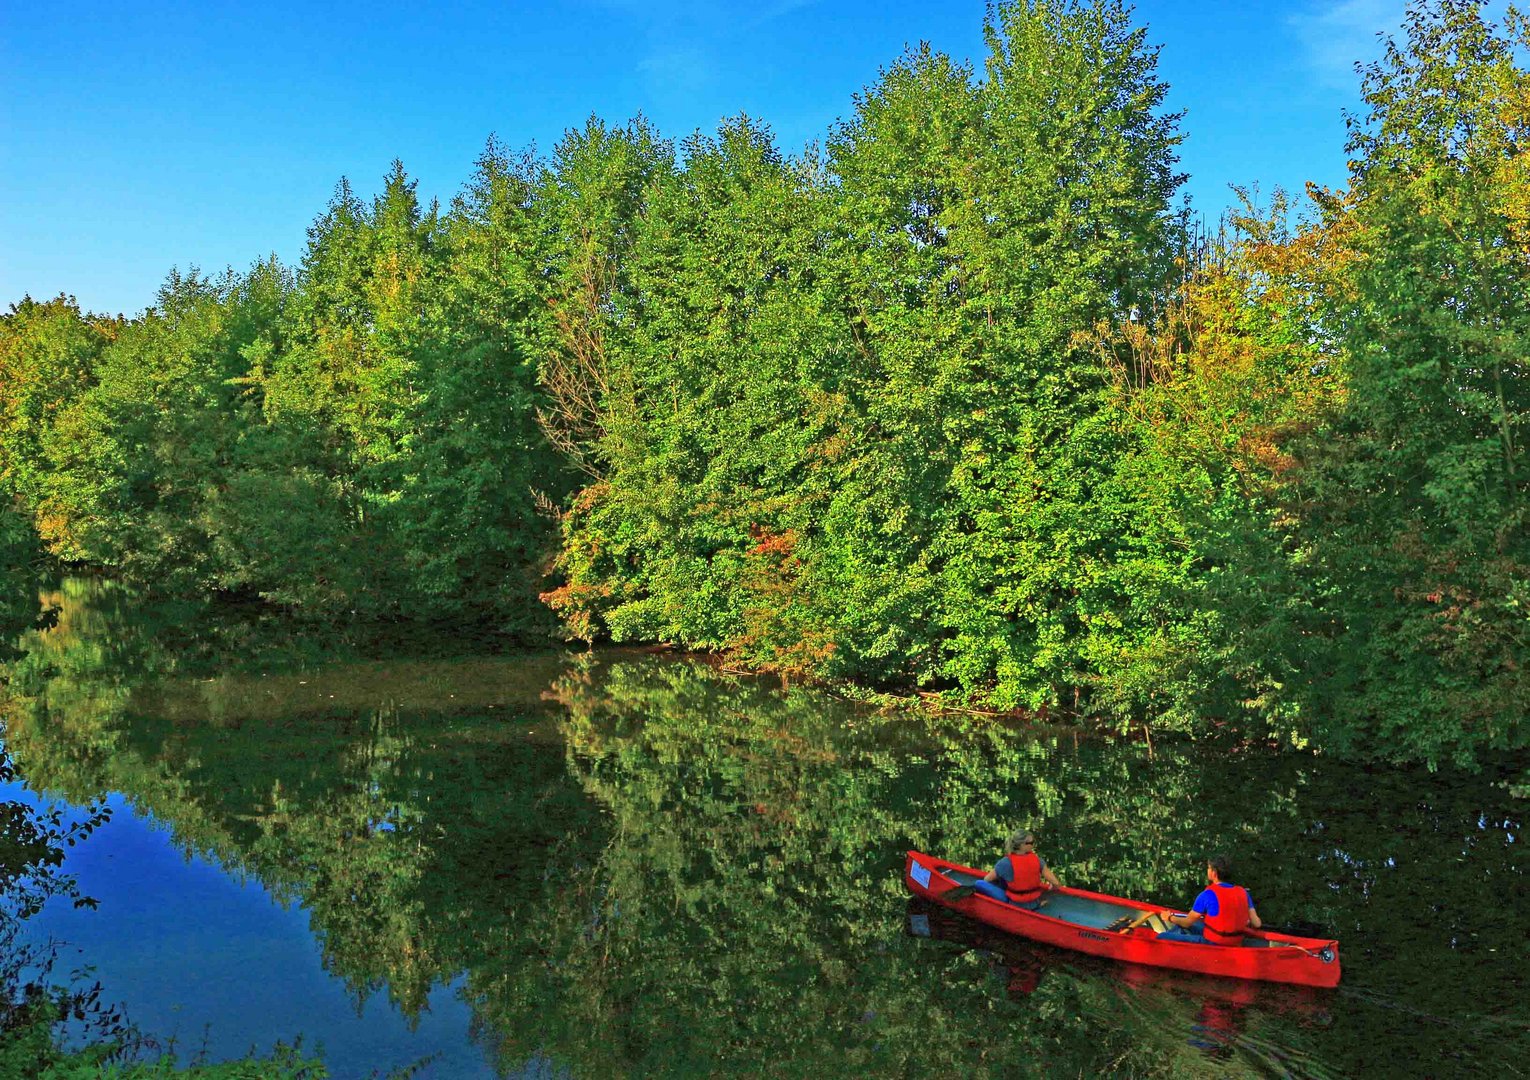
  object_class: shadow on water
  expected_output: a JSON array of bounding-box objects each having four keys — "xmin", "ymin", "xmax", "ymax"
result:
[{"xmin": 0, "ymin": 579, "xmax": 1525, "ymax": 1077}]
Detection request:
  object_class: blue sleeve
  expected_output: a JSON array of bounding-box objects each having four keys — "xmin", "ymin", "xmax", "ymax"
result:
[
  {"xmin": 1191, "ymin": 887, "xmax": 1219, "ymax": 917},
  {"xmin": 1245, "ymin": 887, "xmax": 1255, "ymax": 911},
  {"xmin": 994, "ymin": 859, "xmax": 1013, "ymax": 882}
]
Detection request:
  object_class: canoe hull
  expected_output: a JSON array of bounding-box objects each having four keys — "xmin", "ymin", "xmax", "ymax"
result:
[{"xmin": 904, "ymin": 851, "xmax": 1341, "ymax": 988}]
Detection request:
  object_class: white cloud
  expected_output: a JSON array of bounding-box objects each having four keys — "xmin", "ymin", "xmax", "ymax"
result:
[
  {"xmin": 1288, "ymin": 0, "xmax": 1406, "ymax": 90},
  {"xmin": 1289, "ymin": 0, "xmax": 1518, "ymax": 92}
]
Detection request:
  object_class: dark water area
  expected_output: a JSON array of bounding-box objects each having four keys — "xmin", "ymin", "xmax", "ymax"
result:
[{"xmin": 0, "ymin": 580, "xmax": 1525, "ymax": 1078}]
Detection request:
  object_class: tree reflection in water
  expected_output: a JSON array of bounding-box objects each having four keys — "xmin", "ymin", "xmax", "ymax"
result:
[{"xmin": 0, "ymin": 580, "xmax": 1523, "ymax": 1077}]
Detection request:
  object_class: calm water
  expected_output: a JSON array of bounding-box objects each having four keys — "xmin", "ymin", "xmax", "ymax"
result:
[{"xmin": 0, "ymin": 580, "xmax": 1525, "ymax": 1078}]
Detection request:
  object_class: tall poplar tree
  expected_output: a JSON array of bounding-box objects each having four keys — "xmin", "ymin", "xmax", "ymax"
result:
[
  {"xmin": 934, "ymin": 0, "xmax": 1186, "ymax": 714},
  {"xmin": 811, "ymin": 45, "xmax": 986, "ymax": 686}
]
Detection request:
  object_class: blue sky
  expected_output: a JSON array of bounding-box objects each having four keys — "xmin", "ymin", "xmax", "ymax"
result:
[{"xmin": 2, "ymin": 0, "xmax": 1414, "ymax": 317}]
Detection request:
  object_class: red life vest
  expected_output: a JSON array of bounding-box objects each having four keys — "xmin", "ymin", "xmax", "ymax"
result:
[
  {"xmin": 1201, "ymin": 883, "xmax": 1251, "ymax": 945},
  {"xmin": 1003, "ymin": 852, "xmax": 1043, "ymax": 904}
]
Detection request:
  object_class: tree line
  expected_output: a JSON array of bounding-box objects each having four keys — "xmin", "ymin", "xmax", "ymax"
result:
[{"xmin": 1, "ymin": 0, "xmax": 1524, "ymax": 764}]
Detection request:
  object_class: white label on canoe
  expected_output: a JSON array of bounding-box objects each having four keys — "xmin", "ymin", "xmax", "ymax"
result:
[{"xmin": 910, "ymin": 860, "xmax": 932, "ymax": 888}]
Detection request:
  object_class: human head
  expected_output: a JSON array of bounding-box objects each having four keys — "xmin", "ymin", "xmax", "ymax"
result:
[
  {"xmin": 1007, "ymin": 829, "xmax": 1038, "ymax": 854},
  {"xmin": 1206, "ymin": 855, "xmax": 1233, "ymax": 883}
]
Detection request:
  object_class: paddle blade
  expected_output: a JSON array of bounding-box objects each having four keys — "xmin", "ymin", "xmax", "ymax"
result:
[{"xmin": 943, "ymin": 884, "xmax": 978, "ymax": 901}]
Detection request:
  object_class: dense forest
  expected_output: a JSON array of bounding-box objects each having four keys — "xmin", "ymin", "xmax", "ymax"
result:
[{"xmin": 1, "ymin": 0, "xmax": 1525, "ymax": 766}]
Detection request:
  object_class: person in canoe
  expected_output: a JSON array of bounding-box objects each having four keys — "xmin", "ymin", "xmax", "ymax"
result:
[
  {"xmin": 973, "ymin": 829, "xmax": 1063, "ymax": 910},
  {"xmin": 1118, "ymin": 854, "xmax": 1263, "ymax": 944}
]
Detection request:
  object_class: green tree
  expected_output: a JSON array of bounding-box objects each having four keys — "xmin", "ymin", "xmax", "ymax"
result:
[
  {"xmin": 1229, "ymin": 1, "xmax": 1529, "ymax": 763},
  {"xmin": 549, "ymin": 116, "xmax": 849, "ymax": 657},
  {"xmin": 1096, "ymin": 200, "xmax": 1348, "ymax": 735},
  {"xmin": 0, "ymin": 296, "xmax": 116, "ymax": 560},
  {"xmin": 806, "ymin": 44, "xmax": 986, "ymax": 687},
  {"xmin": 805, "ymin": 0, "xmax": 1187, "ymax": 712},
  {"xmin": 530, "ymin": 116, "xmax": 673, "ymax": 480},
  {"xmin": 252, "ymin": 166, "xmax": 441, "ymax": 614},
  {"xmin": 32, "ymin": 267, "xmax": 287, "ymax": 591},
  {"xmin": 416, "ymin": 139, "xmax": 568, "ymax": 632},
  {"xmin": 929, "ymin": 0, "xmax": 1187, "ymax": 716}
]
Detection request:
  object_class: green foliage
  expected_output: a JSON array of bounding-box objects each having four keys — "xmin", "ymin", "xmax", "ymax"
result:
[
  {"xmin": 1181, "ymin": 0, "xmax": 1530, "ymax": 764},
  {"xmin": 0, "ymin": 998, "xmax": 325, "ymax": 1080},
  {"xmin": 796, "ymin": 0, "xmax": 1190, "ymax": 712},
  {"xmin": 36, "ymin": 268, "xmax": 289, "ymax": 591},
  {"xmin": 1287, "ymin": 0, "xmax": 1529, "ymax": 762},
  {"xmin": 5, "ymin": 161, "xmax": 565, "ymax": 629},
  {"xmin": 238, "ymin": 159, "xmax": 566, "ymax": 625},
  {"xmin": 547, "ymin": 0, "xmax": 1191, "ymax": 725},
  {"xmin": 0, "ymin": 296, "xmax": 116, "ymax": 559},
  {"xmin": 1098, "ymin": 200, "xmax": 1350, "ymax": 736},
  {"xmin": 547, "ymin": 115, "xmax": 849, "ymax": 659},
  {"xmin": 49, "ymin": 1043, "xmax": 324, "ymax": 1078},
  {"xmin": 0, "ymin": 0, "xmax": 1523, "ymax": 764}
]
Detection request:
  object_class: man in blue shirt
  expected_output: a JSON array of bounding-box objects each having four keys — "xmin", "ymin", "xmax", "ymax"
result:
[{"xmin": 1120, "ymin": 855, "xmax": 1262, "ymax": 944}]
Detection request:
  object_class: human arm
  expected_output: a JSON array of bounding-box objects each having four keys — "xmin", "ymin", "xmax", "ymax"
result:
[
  {"xmin": 1173, "ymin": 888, "xmax": 1218, "ymax": 930},
  {"xmin": 1247, "ymin": 890, "xmax": 1262, "ymax": 929},
  {"xmin": 1041, "ymin": 864, "xmax": 1062, "ymax": 890}
]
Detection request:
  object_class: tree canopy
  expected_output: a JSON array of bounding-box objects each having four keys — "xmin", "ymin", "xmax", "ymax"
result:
[{"xmin": 0, "ymin": 0, "xmax": 1524, "ymax": 766}]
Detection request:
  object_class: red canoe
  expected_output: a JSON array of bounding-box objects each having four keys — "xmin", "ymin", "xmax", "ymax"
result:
[{"xmin": 904, "ymin": 851, "xmax": 1341, "ymax": 988}]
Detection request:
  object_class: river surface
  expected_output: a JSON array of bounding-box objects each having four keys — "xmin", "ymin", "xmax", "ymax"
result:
[{"xmin": 0, "ymin": 580, "xmax": 1525, "ymax": 1078}]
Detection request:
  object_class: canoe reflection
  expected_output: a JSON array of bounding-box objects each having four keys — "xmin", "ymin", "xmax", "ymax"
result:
[{"xmin": 907, "ymin": 897, "xmax": 1335, "ymax": 1067}]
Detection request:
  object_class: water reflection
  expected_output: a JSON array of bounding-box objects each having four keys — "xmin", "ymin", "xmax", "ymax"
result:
[
  {"xmin": 906, "ymin": 898, "xmax": 1340, "ymax": 1077},
  {"xmin": 0, "ymin": 580, "xmax": 1525, "ymax": 1077}
]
